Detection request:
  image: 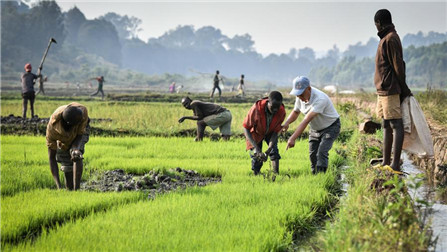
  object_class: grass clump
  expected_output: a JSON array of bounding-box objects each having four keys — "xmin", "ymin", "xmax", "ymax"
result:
[{"xmin": 315, "ymin": 131, "xmax": 432, "ymax": 251}]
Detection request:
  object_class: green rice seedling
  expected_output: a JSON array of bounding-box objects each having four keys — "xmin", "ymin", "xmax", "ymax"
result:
[
  {"xmin": 2, "ymin": 134, "xmax": 342, "ymax": 250},
  {"xmin": 12, "ymin": 172, "xmax": 337, "ymax": 251},
  {"xmin": 1, "ymin": 189, "xmax": 144, "ymax": 246},
  {"xmin": 2, "ymin": 135, "xmax": 329, "ymax": 195}
]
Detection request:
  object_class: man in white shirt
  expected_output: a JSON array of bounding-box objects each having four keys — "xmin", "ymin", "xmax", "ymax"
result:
[{"xmin": 282, "ymin": 76, "xmax": 340, "ymax": 174}]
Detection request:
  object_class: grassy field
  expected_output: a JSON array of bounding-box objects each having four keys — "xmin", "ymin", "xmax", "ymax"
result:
[
  {"xmin": 1, "ymin": 135, "xmax": 343, "ymax": 250},
  {"xmin": 3, "ymin": 93, "xmax": 432, "ymax": 251},
  {"xmin": 1, "ymin": 94, "xmax": 359, "ymax": 137}
]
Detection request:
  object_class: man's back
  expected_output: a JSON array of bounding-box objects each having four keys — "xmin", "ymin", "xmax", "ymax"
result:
[{"xmin": 191, "ymin": 100, "xmax": 226, "ymax": 119}]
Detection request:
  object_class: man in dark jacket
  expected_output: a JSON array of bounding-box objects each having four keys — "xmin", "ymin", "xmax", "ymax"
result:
[
  {"xmin": 243, "ymin": 91, "xmax": 286, "ymax": 175},
  {"xmin": 374, "ymin": 9, "xmax": 412, "ymax": 172},
  {"xmin": 179, "ymin": 97, "xmax": 232, "ymax": 141},
  {"xmin": 21, "ymin": 63, "xmax": 41, "ymax": 118}
]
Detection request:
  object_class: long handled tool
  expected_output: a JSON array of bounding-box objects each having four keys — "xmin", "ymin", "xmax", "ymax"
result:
[{"xmin": 36, "ymin": 37, "xmax": 57, "ymax": 95}]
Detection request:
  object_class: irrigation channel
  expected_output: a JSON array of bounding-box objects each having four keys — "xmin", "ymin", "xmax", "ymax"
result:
[{"xmin": 401, "ymin": 153, "xmax": 447, "ymax": 252}]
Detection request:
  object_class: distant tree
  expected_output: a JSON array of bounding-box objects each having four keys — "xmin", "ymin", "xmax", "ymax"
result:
[
  {"xmin": 64, "ymin": 6, "xmax": 86, "ymax": 44},
  {"xmin": 25, "ymin": 1, "xmax": 65, "ymax": 54},
  {"xmin": 402, "ymin": 31, "xmax": 447, "ymax": 48},
  {"xmin": 224, "ymin": 34, "xmax": 255, "ymax": 53},
  {"xmin": 155, "ymin": 25, "xmax": 196, "ymax": 48},
  {"xmin": 343, "ymin": 37, "xmax": 378, "ymax": 59},
  {"xmin": 287, "ymin": 48, "xmax": 298, "ymax": 59},
  {"xmin": 77, "ymin": 19, "xmax": 122, "ymax": 66},
  {"xmin": 194, "ymin": 26, "xmax": 226, "ymax": 50},
  {"xmin": 101, "ymin": 12, "xmax": 142, "ymax": 40},
  {"xmin": 298, "ymin": 47, "xmax": 316, "ymax": 62}
]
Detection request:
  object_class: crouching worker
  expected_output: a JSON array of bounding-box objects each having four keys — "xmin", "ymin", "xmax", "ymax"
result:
[
  {"xmin": 46, "ymin": 102, "xmax": 90, "ymax": 190},
  {"xmin": 179, "ymin": 97, "xmax": 232, "ymax": 141},
  {"xmin": 243, "ymin": 91, "xmax": 286, "ymax": 175},
  {"xmin": 282, "ymin": 76, "xmax": 340, "ymax": 174}
]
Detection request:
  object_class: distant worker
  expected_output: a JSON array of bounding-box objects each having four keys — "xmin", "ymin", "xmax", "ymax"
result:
[
  {"xmin": 179, "ymin": 97, "xmax": 232, "ymax": 141},
  {"xmin": 169, "ymin": 82, "xmax": 176, "ymax": 93},
  {"xmin": 282, "ymin": 76, "xmax": 340, "ymax": 174},
  {"xmin": 176, "ymin": 84, "xmax": 184, "ymax": 94},
  {"xmin": 90, "ymin": 76, "xmax": 105, "ymax": 100},
  {"xmin": 210, "ymin": 70, "xmax": 224, "ymax": 98},
  {"xmin": 373, "ymin": 9, "xmax": 412, "ymax": 173},
  {"xmin": 243, "ymin": 91, "xmax": 286, "ymax": 175},
  {"xmin": 238, "ymin": 74, "xmax": 245, "ymax": 97},
  {"xmin": 21, "ymin": 63, "xmax": 41, "ymax": 118},
  {"xmin": 46, "ymin": 102, "xmax": 90, "ymax": 191}
]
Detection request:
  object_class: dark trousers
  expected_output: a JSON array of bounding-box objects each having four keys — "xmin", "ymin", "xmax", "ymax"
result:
[
  {"xmin": 309, "ymin": 118, "xmax": 340, "ymax": 174},
  {"xmin": 91, "ymin": 89, "xmax": 104, "ymax": 99},
  {"xmin": 251, "ymin": 133, "xmax": 281, "ymax": 174},
  {"xmin": 22, "ymin": 91, "xmax": 35, "ymax": 118},
  {"xmin": 210, "ymin": 86, "xmax": 221, "ymax": 98}
]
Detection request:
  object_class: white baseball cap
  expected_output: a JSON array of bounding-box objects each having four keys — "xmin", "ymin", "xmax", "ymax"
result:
[{"xmin": 290, "ymin": 76, "xmax": 310, "ymax": 96}]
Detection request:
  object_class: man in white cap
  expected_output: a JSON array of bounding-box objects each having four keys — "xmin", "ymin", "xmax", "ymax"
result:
[{"xmin": 282, "ymin": 76, "xmax": 340, "ymax": 174}]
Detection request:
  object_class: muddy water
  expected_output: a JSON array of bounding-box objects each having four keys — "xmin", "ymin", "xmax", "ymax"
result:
[{"xmin": 402, "ymin": 153, "xmax": 447, "ymax": 252}]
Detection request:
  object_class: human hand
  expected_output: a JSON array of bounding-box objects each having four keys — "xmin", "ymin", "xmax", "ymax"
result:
[
  {"xmin": 178, "ymin": 117, "xmax": 185, "ymax": 123},
  {"xmin": 71, "ymin": 149, "xmax": 83, "ymax": 162},
  {"xmin": 286, "ymin": 138, "xmax": 296, "ymax": 150},
  {"xmin": 280, "ymin": 123, "xmax": 289, "ymax": 134}
]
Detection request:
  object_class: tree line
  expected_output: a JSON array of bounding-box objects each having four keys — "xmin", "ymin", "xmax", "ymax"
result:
[{"xmin": 1, "ymin": 1, "xmax": 446, "ymax": 89}]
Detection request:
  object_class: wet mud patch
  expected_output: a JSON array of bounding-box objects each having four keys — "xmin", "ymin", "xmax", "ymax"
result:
[
  {"xmin": 0, "ymin": 114, "xmax": 141, "ymax": 137},
  {"xmin": 81, "ymin": 168, "xmax": 221, "ymax": 199}
]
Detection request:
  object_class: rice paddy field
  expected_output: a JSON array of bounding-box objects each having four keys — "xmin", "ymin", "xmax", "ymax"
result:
[{"xmin": 1, "ymin": 96, "xmax": 348, "ymax": 251}]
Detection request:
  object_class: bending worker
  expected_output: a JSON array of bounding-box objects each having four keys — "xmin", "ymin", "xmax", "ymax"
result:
[
  {"xmin": 179, "ymin": 97, "xmax": 232, "ymax": 141},
  {"xmin": 46, "ymin": 102, "xmax": 90, "ymax": 190},
  {"xmin": 243, "ymin": 91, "xmax": 285, "ymax": 175},
  {"xmin": 282, "ymin": 76, "xmax": 340, "ymax": 174}
]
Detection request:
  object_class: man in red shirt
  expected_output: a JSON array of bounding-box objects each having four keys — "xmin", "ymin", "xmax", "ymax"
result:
[{"xmin": 243, "ymin": 91, "xmax": 286, "ymax": 175}]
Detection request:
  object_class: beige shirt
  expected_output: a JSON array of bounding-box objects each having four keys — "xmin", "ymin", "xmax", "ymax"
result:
[{"xmin": 46, "ymin": 102, "xmax": 89, "ymax": 151}]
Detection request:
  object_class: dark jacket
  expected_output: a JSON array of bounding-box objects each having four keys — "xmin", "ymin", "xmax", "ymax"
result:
[
  {"xmin": 190, "ymin": 100, "xmax": 226, "ymax": 120},
  {"xmin": 374, "ymin": 24, "xmax": 412, "ymax": 101},
  {"xmin": 21, "ymin": 72, "xmax": 38, "ymax": 93},
  {"xmin": 242, "ymin": 98, "xmax": 286, "ymax": 150}
]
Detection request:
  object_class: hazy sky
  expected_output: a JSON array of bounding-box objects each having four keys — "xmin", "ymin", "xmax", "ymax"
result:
[{"xmin": 48, "ymin": 1, "xmax": 447, "ymax": 56}]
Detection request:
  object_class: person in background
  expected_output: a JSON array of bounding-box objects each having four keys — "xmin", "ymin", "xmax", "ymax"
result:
[
  {"xmin": 282, "ymin": 76, "xmax": 340, "ymax": 174},
  {"xmin": 90, "ymin": 76, "xmax": 105, "ymax": 100},
  {"xmin": 237, "ymin": 74, "xmax": 245, "ymax": 97},
  {"xmin": 243, "ymin": 91, "xmax": 285, "ymax": 175},
  {"xmin": 46, "ymin": 102, "xmax": 90, "ymax": 190},
  {"xmin": 179, "ymin": 97, "xmax": 232, "ymax": 141},
  {"xmin": 21, "ymin": 63, "xmax": 41, "ymax": 118},
  {"xmin": 210, "ymin": 70, "xmax": 223, "ymax": 98},
  {"xmin": 169, "ymin": 82, "xmax": 176, "ymax": 93}
]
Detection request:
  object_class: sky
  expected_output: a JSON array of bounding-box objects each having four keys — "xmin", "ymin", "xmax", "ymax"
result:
[{"xmin": 29, "ymin": 0, "xmax": 447, "ymax": 56}]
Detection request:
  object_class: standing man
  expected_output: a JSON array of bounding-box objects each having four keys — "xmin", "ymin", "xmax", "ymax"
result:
[
  {"xmin": 237, "ymin": 74, "xmax": 245, "ymax": 97},
  {"xmin": 46, "ymin": 102, "xmax": 90, "ymax": 190},
  {"xmin": 210, "ymin": 70, "xmax": 223, "ymax": 98},
  {"xmin": 21, "ymin": 63, "xmax": 40, "ymax": 118},
  {"xmin": 374, "ymin": 9, "xmax": 412, "ymax": 172},
  {"xmin": 282, "ymin": 76, "xmax": 340, "ymax": 174},
  {"xmin": 179, "ymin": 97, "xmax": 232, "ymax": 141},
  {"xmin": 90, "ymin": 76, "xmax": 105, "ymax": 100},
  {"xmin": 243, "ymin": 91, "xmax": 285, "ymax": 175}
]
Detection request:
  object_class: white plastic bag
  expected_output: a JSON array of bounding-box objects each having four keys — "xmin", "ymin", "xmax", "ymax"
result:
[{"xmin": 401, "ymin": 96, "xmax": 434, "ymax": 158}]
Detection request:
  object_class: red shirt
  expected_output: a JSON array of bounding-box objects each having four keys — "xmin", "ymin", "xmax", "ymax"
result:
[{"xmin": 243, "ymin": 98, "xmax": 286, "ymax": 150}]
